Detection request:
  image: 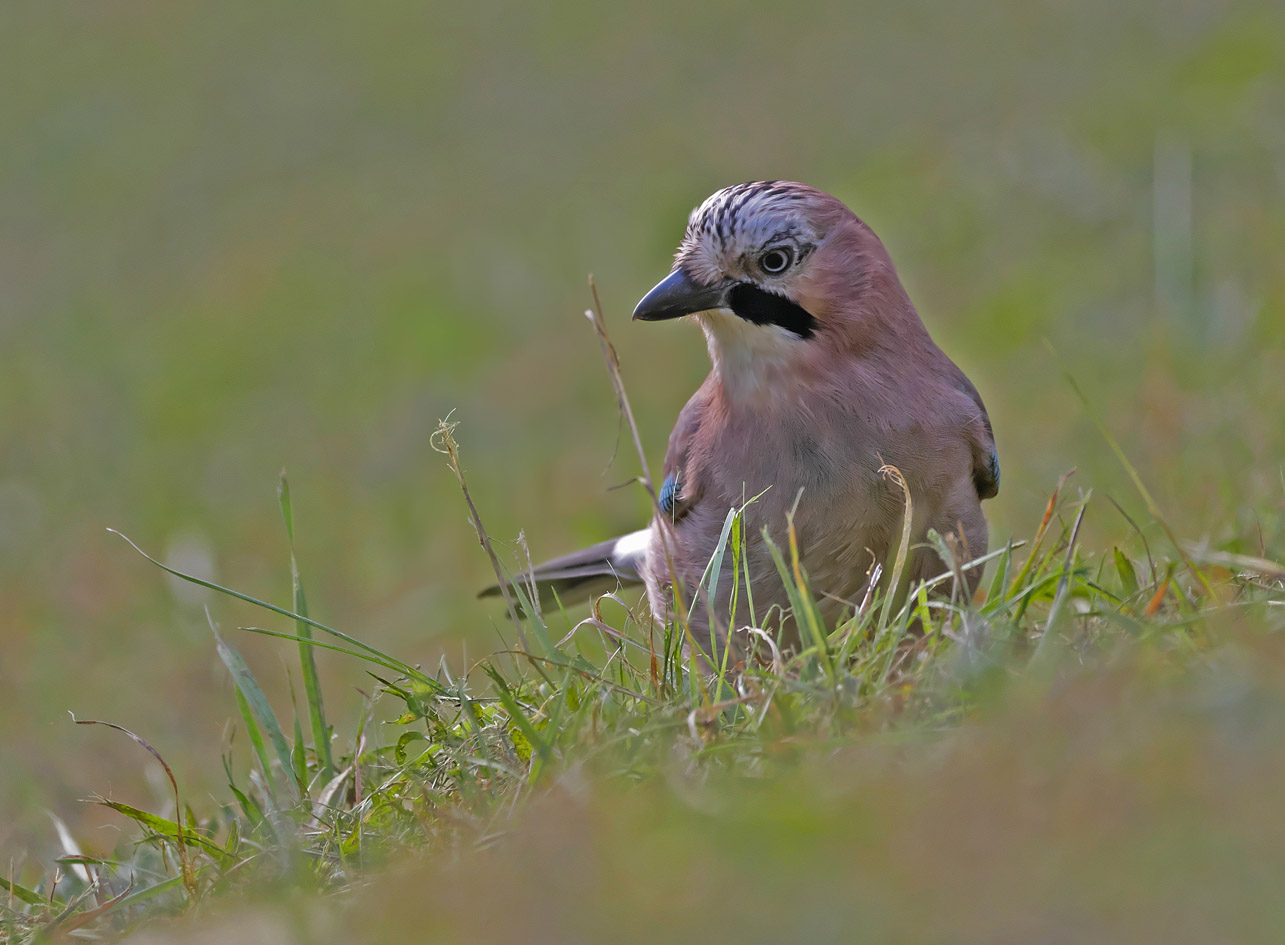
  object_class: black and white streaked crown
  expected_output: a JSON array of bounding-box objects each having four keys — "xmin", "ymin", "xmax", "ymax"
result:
[{"xmin": 683, "ymin": 181, "xmax": 818, "ymax": 254}]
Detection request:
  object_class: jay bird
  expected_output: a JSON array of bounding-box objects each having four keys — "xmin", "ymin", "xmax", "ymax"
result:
[{"xmin": 484, "ymin": 181, "xmax": 998, "ymax": 653}]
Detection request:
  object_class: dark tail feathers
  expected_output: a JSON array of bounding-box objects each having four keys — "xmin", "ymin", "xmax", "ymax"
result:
[{"xmin": 477, "ymin": 529, "xmax": 650, "ymax": 610}]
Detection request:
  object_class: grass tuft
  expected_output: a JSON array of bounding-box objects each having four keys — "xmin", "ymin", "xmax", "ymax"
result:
[{"xmin": 3, "ymin": 303, "xmax": 1282, "ymax": 944}]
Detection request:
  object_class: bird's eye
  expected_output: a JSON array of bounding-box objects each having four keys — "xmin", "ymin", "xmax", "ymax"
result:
[{"xmin": 758, "ymin": 248, "xmax": 792, "ymax": 274}]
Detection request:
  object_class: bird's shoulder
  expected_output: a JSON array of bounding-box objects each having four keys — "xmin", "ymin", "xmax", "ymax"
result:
[
  {"xmin": 860, "ymin": 343, "xmax": 999, "ymax": 501},
  {"xmin": 934, "ymin": 356, "xmax": 999, "ymax": 500}
]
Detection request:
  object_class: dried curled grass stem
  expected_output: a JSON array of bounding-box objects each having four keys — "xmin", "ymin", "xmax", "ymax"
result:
[{"xmin": 878, "ymin": 462, "xmax": 914, "ymax": 628}]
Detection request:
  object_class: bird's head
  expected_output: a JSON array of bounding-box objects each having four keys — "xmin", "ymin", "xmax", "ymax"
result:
[{"xmin": 633, "ymin": 181, "xmax": 906, "ymax": 396}]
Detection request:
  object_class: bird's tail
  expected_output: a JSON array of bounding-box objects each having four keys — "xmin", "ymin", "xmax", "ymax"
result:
[{"xmin": 477, "ymin": 528, "xmax": 650, "ymax": 610}]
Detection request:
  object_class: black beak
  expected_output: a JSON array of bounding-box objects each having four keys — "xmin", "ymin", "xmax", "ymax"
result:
[{"xmin": 632, "ymin": 268, "xmax": 729, "ymax": 322}]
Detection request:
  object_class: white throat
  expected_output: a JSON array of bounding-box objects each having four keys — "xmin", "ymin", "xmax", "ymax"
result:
[{"xmin": 697, "ymin": 309, "xmax": 805, "ymax": 403}]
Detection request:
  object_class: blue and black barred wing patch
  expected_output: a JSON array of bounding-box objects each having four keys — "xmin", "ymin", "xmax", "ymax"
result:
[{"xmin": 658, "ymin": 472, "xmax": 692, "ymax": 521}]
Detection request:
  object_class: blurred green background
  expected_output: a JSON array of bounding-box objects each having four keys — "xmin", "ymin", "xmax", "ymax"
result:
[{"xmin": 2, "ymin": 0, "xmax": 1283, "ymax": 853}]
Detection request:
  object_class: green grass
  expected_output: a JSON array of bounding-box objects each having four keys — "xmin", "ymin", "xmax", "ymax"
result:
[
  {"xmin": 4, "ymin": 2, "xmax": 1285, "ymax": 941},
  {"xmin": 3, "ymin": 342, "xmax": 1282, "ymax": 941},
  {"xmin": 5, "ymin": 1, "xmax": 1285, "ymax": 853}
]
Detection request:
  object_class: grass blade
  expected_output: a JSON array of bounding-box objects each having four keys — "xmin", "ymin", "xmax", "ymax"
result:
[
  {"xmin": 233, "ymin": 686, "xmax": 276, "ymax": 803},
  {"xmin": 108, "ymin": 528, "xmax": 442, "ymax": 692},
  {"xmin": 279, "ymin": 473, "xmax": 333, "ymax": 779},
  {"xmin": 97, "ymin": 802, "xmax": 232, "ymax": 861},
  {"xmin": 210, "ymin": 616, "xmax": 300, "ymax": 802},
  {"xmin": 0, "ymin": 875, "xmax": 46, "ymax": 908},
  {"xmin": 1031, "ymin": 495, "xmax": 1090, "ymax": 666}
]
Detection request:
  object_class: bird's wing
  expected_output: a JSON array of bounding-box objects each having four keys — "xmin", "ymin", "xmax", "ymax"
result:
[
  {"xmin": 947, "ymin": 366, "xmax": 1000, "ymax": 500},
  {"xmin": 657, "ymin": 382, "xmax": 712, "ymax": 523},
  {"xmin": 479, "ymin": 382, "xmax": 715, "ymax": 610}
]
